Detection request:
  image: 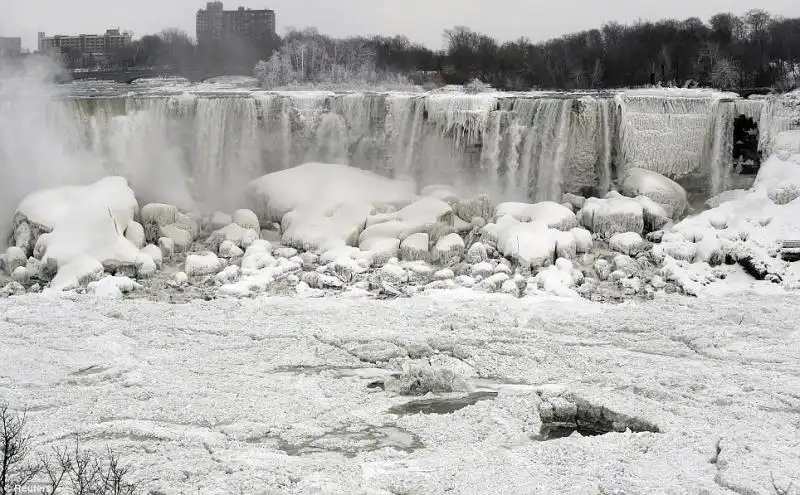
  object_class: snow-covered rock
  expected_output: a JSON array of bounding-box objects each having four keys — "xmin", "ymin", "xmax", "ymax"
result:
[
  {"xmin": 247, "ymin": 162, "xmax": 416, "ymax": 223},
  {"xmin": 140, "ymin": 245, "xmax": 163, "ymax": 268},
  {"xmin": 185, "ymin": 253, "xmax": 224, "ymax": 277},
  {"xmin": 534, "ymin": 258, "xmax": 580, "ymax": 297},
  {"xmin": 491, "ymin": 215, "xmax": 556, "ymax": 269},
  {"xmin": 24, "ymin": 178, "xmax": 141, "ymax": 283},
  {"xmin": 570, "ymin": 228, "xmax": 593, "ymax": 254},
  {"xmin": 219, "ymin": 240, "xmax": 244, "ymax": 259},
  {"xmin": 88, "ymin": 276, "xmax": 140, "ymax": 299},
  {"xmin": 135, "ymin": 253, "xmax": 157, "ymax": 279},
  {"xmin": 232, "ymin": 209, "xmax": 260, "ymax": 232},
  {"xmin": 496, "ymin": 201, "xmax": 578, "ymax": 231},
  {"xmin": 470, "ymin": 262, "xmax": 494, "ymax": 279},
  {"xmin": 11, "ymin": 266, "xmax": 29, "ymax": 285},
  {"xmin": 209, "ymin": 223, "xmax": 260, "ymax": 252},
  {"xmin": 158, "ymin": 237, "xmax": 174, "ymax": 261},
  {"xmin": 173, "ymin": 272, "xmax": 188, "ymax": 287},
  {"xmin": 610, "ymin": 232, "xmax": 647, "ymax": 256},
  {"xmin": 578, "ymin": 197, "xmax": 645, "ymax": 238},
  {"xmin": 554, "ymin": 230, "xmax": 577, "ymax": 259},
  {"xmin": 49, "ymin": 255, "xmax": 104, "ymax": 291},
  {"xmin": 562, "ymin": 193, "xmax": 586, "ymax": 211},
  {"xmin": 215, "ymin": 265, "xmax": 240, "ymax": 284},
  {"xmin": 33, "ymin": 233, "xmax": 50, "ymax": 260},
  {"xmin": 2, "ymin": 247, "xmax": 27, "ymax": 275},
  {"xmin": 140, "ymin": 203, "xmax": 196, "ymax": 252},
  {"xmin": 433, "ymin": 268, "xmax": 455, "ymax": 281},
  {"xmin": 400, "ymin": 233, "xmax": 430, "ymax": 262},
  {"xmin": 453, "ymin": 195, "xmax": 493, "ymax": 222},
  {"xmin": 124, "ymin": 220, "xmax": 146, "ymax": 249},
  {"xmin": 621, "ymin": 168, "xmax": 688, "ymax": 218},
  {"xmin": 431, "ymin": 233, "xmax": 465, "ymax": 264},
  {"xmin": 465, "ymin": 242, "xmax": 488, "ymax": 264}
]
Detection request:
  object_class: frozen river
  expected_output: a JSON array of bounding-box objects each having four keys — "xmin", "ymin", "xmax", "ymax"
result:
[{"xmin": 2, "ymin": 287, "xmax": 798, "ymax": 494}]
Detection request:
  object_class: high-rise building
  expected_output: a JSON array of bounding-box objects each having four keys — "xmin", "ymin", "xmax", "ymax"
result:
[
  {"xmin": 38, "ymin": 29, "xmax": 132, "ymax": 56},
  {"xmin": 0, "ymin": 37, "xmax": 22, "ymax": 57},
  {"xmin": 196, "ymin": 2, "xmax": 276, "ymax": 46}
]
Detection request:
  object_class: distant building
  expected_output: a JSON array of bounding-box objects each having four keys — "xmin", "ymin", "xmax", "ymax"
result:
[
  {"xmin": 196, "ymin": 2, "xmax": 276, "ymax": 46},
  {"xmin": 0, "ymin": 37, "xmax": 22, "ymax": 57},
  {"xmin": 38, "ymin": 29, "xmax": 132, "ymax": 58}
]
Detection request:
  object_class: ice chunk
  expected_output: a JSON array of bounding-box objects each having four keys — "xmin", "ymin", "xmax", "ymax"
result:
[
  {"xmin": 88, "ymin": 275, "xmax": 140, "ymax": 299},
  {"xmin": 209, "ymin": 223, "xmax": 260, "ymax": 251}
]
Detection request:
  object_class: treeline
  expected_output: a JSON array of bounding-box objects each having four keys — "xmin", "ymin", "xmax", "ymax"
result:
[
  {"xmin": 95, "ymin": 9, "xmax": 800, "ymax": 90},
  {"xmin": 254, "ymin": 28, "xmax": 439, "ymax": 87},
  {"xmin": 438, "ymin": 10, "xmax": 800, "ymax": 90},
  {"xmin": 254, "ymin": 9, "xmax": 799, "ymax": 90}
]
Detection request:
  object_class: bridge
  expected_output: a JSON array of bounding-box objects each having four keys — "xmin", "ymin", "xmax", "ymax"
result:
[{"xmin": 63, "ymin": 67, "xmax": 236, "ymax": 84}]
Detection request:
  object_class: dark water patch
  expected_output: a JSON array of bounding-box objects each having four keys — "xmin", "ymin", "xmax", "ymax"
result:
[
  {"xmin": 388, "ymin": 392, "xmax": 498, "ymax": 416},
  {"xmin": 279, "ymin": 425, "xmax": 422, "ymax": 457},
  {"xmin": 537, "ymin": 393, "xmax": 660, "ymax": 441}
]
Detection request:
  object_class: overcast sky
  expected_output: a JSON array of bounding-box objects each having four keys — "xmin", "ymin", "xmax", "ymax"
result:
[{"xmin": 4, "ymin": 0, "xmax": 800, "ymax": 51}]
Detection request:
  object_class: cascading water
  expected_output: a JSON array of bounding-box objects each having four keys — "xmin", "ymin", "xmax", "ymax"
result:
[{"xmin": 29, "ymin": 88, "xmax": 786, "ymax": 218}]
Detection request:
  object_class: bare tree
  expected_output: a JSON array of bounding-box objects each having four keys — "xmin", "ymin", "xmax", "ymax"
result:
[{"xmin": 1, "ymin": 403, "xmax": 40, "ymax": 495}]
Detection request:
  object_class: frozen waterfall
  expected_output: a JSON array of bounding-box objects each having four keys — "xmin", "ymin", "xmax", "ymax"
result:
[{"xmin": 49, "ymin": 89, "xmax": 794, "ymax": 212}]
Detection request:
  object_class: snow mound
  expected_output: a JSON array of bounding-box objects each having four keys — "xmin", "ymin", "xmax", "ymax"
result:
[
  {"xmin": 2, "ymin": 247, "xmax": 27, "ymax": 275},
  {"xmin": 578, "ymin": 197, "xmax": 645, "ymax": 238},
  {"xmin": 247, "ymin": 162, "xmax": 417, "ymax": 224},
  {"xmin": 20, "ymin": 178, "xmax": 141, "ymax": 287},
  {"xmin": 490, "ymin": 215, "xmax": 556, "ymax": 269},
  {"xmin": 752, "ymin": 149, "xmax": 800, "ymax": 206},
  {"xmin": 496, "ymin": 201, "xmax": 578, "ymax": 231},
  {"xmin": 621, "ymin": 168, "xmax": 688, "ymax": 218},
  {"xmin": 533, "ymin": 258, "xmax": 581, "ymax": 298}
]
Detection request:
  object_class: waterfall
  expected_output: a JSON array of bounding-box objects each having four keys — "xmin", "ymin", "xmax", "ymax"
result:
[{"xmin": 34, "ymin": 88, "xmax": 778, "ymax": 214}]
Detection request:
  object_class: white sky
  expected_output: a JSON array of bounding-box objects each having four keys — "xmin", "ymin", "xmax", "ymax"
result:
[{"xmin": 3, "ymin": 0, "xmax": 800, "ymax": 51}]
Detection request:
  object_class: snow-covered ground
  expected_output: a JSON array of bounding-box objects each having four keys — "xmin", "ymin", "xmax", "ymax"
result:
[{"xmin": 1, "ymin": 288, "xmax": 798, "ymax": 494}]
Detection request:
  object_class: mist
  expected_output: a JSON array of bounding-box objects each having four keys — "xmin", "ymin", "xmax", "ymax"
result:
[{"xmin": 0, "ymin": 57, "xmax": 104, "ymax": 249}]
